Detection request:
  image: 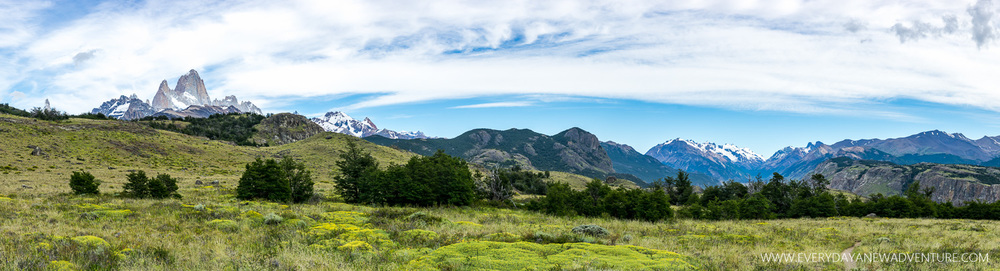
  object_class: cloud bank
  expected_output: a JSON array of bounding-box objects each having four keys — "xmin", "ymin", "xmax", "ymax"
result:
[{"xmin": 1, "ymin": 0, "xmax": 999, "ymax": 117}]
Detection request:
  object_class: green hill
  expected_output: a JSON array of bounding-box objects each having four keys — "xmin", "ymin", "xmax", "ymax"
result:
[
  {"xmin": 601, "ymin": 141, "xmax": 715, "ymax": 186},
  {"xmin": 0, "ymin": 114, "xmax": 414, "ymax": 195},
  {"xmin": 366, "ymin": 127, "xmax": 629, "ymax": 181}
]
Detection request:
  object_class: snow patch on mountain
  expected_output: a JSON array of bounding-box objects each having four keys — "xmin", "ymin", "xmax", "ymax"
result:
[
  {"xmin": 663, "ymin": 138, "xmax": 764, "ymax": 165},
  {"xmin": 311, "ymin": 111, "xmax": 429, "ymax": 139}
]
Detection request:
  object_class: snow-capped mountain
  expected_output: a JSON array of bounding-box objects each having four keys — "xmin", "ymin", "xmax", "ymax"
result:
[
  {"xmin": 373, "ymin": 129, "xmax": 428, "ymax": 139},
  {"xmin": 91, "ymin": 94, "xmax": 156, "ymax": 120},
  {"xmin": 659, "ymin": 139, "xmax": 764, "ymax": 167},
  {"xmin": 645, "ymin": 139, "xmax": 764, "ymax": 182},
  {"xmin": 92, "ymin": 69, "xmax": 262, "ymax": 120},
  {"xmin": 311, "ymin": 111, "xmax": 429, "ymax": 139}
]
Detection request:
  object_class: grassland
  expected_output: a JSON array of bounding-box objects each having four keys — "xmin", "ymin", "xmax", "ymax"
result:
[{"xmin": 2, "ymin": 115, "xmax": 999, "ymax": 270}]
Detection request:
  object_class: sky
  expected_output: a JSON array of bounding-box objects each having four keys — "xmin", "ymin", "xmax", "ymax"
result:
[{"xmin": 3, "ymin": 0, "xmax": 1000, "ymax": 157}]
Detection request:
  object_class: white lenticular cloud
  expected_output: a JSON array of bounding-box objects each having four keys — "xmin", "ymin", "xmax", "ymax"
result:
[{"xmin": 2, "ymin": 0, "xmax": 1000, "ymax": 116}]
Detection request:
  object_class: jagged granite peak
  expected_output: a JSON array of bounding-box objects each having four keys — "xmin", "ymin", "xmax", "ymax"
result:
[
  {"xmin": 151, "ymin": 80, "xmax": 172, "ymax": 109},
  {"xmin": 212, "ymin": 95, "xmax": 262, "ymax": 114},
  {"xmin": 91, "ymin": 94, "xmax": 156, "ymax": 120},
  {"xmin": 310, "ymin": 111, "xmax": 427, "ymax": 139},
  {"xmin": 363, "ymin": 117, "xmax": 378, "ymax": 131},
  {"xmin": 173, "ymin": 69, "xmax": 211, "ymax": 106},
  {"xmin": 98, "ymin": 69, "xmax": 262, "ymax": 120}
]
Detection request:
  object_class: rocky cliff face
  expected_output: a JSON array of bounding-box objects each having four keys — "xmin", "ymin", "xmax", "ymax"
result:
[
  {"xmin": 250, "ymin": 113, "xmax": 325, "ymax": 146},
  {"xmin": 91, "ymin": 94, "xmax": 156, "ymax": 120},
  {"xmin": 811, "ymin": 158, "xmax": 1000, "ymax": 204},
  {"xmin": 95, "ymin": 69, "xmax": 262, "ymax": 120},
  {"xmin": 150, "ymin": 105, "xmax": 242, "ymax": 119}
]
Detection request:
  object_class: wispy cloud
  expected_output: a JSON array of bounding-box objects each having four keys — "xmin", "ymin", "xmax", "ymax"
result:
[
  {"xmin": 2, "ymin": 0, "xmax": 1000, "ymax": 118},
  {"xmin": 451, "ymin": 101, "xmax": 535, "ymax": 109}
]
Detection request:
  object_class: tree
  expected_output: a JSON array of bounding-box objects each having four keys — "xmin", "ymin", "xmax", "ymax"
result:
[
  {"xmin": 122, "ymin": 171, "xmax": 149, "ymax": 198},
  {"xmin": 281, "ymin": 157, "xmax": 314, "ymax": 203},
  {"xmin": 636, "ymin": 184, "xmax": 673, "ymax": 221},
  {"xmin": 665, "ymin": 171, "xmax": 694, "ymax": 205},
  {"xmin": 740, "ymin": 194, "xmax": 775, "ymax": 219},
  {"xmin": 809, "ymin": 174, "xmax": 830, "ymax": 195},
  {"xmin": 69, "ymin": 171, "xmax": 101, "ymax": 195},
  {"xmin": 477, "ymin": 169, "xmax": 514, "ymax": 202},
  {"xmin": 237, "ymin": 157, "xmax": 314, "ymax": 203},
  {"xmin": 405, "ymin": 150, "xmax": 477, "ymax": 206},
  {"xmin": 333, "ymin": 141, "xmax": 378, "ymax": 203},
  {"xmin": 121, "ymin": 171, "xmax": 180, "ymax": 199}
]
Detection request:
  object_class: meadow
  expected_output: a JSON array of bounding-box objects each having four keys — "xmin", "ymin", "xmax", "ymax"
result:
[{"xmin": 2, "ymin": 115, "xmax": 999, "ymax": 270}]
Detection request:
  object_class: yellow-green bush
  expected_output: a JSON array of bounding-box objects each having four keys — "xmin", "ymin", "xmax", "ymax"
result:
[
  {"xmin": 71, "ymin": 236, "xmax": 109, "ymax": 248},
  {"xmin": 47, "ymin": 260, "xmax": 76, "ymax": 271},
  {"xmin": 337, "ymin": 241, "xmax": 373, "ymax": 252},
  {"xmin": 243, "ymin": 210, "xmax": 263, "ymax": 219},
  {"xmin": 399, "ymin": 229, "xmax": 438, "ymax": 244},
  {"xmin": 455, "ymin": 221, "xmax": 482, "ymax": 227},
  {"xmin": 406, "ymin": 241, "xmax": 696, "ymax": 270},
  {"xmin": 319, "ymin": 211, "xmax": 367, "ymax": 225},
  {"xmin": 207, "ymin": 219, "xmax": 239, "ymax": 232},
  {"xmin": 305, "ymin": 223, "xmax": 362, "ymax": 240},
  {"xmin": 484, "ymin": 232, "xmax": 520, "ymax": 242}
]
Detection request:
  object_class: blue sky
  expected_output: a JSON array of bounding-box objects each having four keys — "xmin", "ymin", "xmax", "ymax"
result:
[{"xmin": 3, "ymin": 0, "xmax": 1000, "ymax": 156}]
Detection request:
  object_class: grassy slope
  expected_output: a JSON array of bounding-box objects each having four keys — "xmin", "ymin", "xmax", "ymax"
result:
[
  {"xmin": 0, "ymin": 115, "xmax": 412, "ymax": 196},
  {"xmin": 3, "ymin": 115, "xmax": 999, "ymax": 270}
]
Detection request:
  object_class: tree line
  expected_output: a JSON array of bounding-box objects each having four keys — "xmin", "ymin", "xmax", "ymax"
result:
[
  {"xmin": 140, "ymin": 113, "xmax": 267, "ymax": 146},
  {"xmin": 669, "ymin": 172, "xmax": 1000, "ymax": 220}
]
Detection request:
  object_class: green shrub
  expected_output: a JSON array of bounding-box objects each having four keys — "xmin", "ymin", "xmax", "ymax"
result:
[
  {"xmin": 572, "ymin": 224, "xmax": 610, "ymax": 237},
  {"xmin": 263, "ymin": 212, "xmax": 284, "ymax": 225},
  {"xmin": 236, "ymin": 157, "xmax": 314, "ymax": 203},
  {"xmin": 69, "ymin": 171, "xmax": 101, "ymax": 195},
  {"xmin": 122, "ymin": 171, "xmax": 180, "ymax": 199}
]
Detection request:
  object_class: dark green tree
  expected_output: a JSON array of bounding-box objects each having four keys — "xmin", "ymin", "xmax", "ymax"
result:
[
  {"xmin": 69, "ymin": 171, "xmax": 101, "ymax": 195},
  {"xmin": 237, "ymin": 157, "xmax": 314, "ymax": 203},
  {"xmin": 333, "ymin": 141, "xmax": 379, "ymax": 203},
  {"xmin": 122, "ymin": 171, "xmax": 149, "ymax": 198}
]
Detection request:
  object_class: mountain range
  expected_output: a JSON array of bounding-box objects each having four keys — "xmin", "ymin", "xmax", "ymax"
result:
[
  {"xmin": 645, "ymin": 130, "xmax": 1000, "ymax": 184},
  {"xmin": 91, "ymin": 70, "xmax": 262, "ymax": 120},
  {"xmin": 366, "ymin": 127, "xmax": 715, "ymax": 186},
  {"xmin": 310, "ymin": 111, "xmax": 428, "ymax": 140}
]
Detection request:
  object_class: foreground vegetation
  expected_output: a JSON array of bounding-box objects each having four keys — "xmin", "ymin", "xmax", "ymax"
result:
[
  {"xmin": 3, "ymin": 187, "xmax": 999, "ymax": 270},
  {"xmin": 3, "ymin": 113, "xmax": 1000, "ymax": 269}
]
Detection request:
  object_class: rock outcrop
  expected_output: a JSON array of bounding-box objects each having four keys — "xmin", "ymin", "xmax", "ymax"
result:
[
  {"xmin": 250, "ymin": 113, "xmax": 325, "ymax": 146},
  {"xmin": 811, "ymin": 158, "xmax": 1000, "ymax": 204}
]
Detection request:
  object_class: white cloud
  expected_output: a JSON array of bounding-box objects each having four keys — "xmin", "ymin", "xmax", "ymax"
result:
[
  {"xmin": 451, "ymin": 101, "xmax": 535, "ymax": 109},
  {"xmin": 2, "ymin": 0, "xmax": 1000, "ymax": 117}
]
